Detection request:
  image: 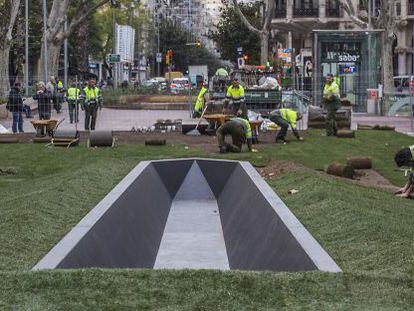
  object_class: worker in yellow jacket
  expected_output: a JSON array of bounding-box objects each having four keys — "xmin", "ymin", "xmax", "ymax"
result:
[
  {"xmin": 82, "ymin": 79, "xmax": 103, "ymax": 131},
  {"xmin": 269, "ymin": 108, "xmax": 303, "ymax": 143},
  {"xmin": 224, "ymin": 78, "xmax": 247, "ymax": 119},
  {"xmin": 66, "ymin": 82, "xmax": 81, "ymax": 124},
  {"xmin": 323, "ymin": 73, "xmax": 340, "ymax": 136},
  {"xmin": 193, "ymin": 82, "xmax": 208, "ymax": 118}
]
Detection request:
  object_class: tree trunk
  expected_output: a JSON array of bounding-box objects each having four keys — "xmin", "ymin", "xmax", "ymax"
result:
[
  {"xmin": 0, "ymin": 46, "xmax": 11, "ymax": 98},
  {"xmin": 38, "ymin": 35, "xmax": 62, "ymax": 81},
  {"xmin": 260, "ymin": 32, "xmax": 269, "ymax": 65},
  {"xmin": 383, "ymin": 37, "xmax": 395, "ymax": 93}
]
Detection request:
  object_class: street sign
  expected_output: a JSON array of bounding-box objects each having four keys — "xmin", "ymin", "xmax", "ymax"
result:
[
  {"xmin": 106, "ymin": 54, "xmax": 121, "ymax": 63},
  {"xmin": 156, "ymin": 52, "xmax": 162, "ymax": 63},
  {"xmin": 237, "ymin": 57, "xmax": 245, "ymax": 69}
]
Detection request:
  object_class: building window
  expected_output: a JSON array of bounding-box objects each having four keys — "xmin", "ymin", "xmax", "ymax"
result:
[
  {"xmin": 409, "ymin": 0, "xmax": 414, "ymax": 15},
  {"xmin": 293, "ymin": 0, "xmax": 319, "ymax": 17},
  {"xmin": 275, "ymin": 0, "xmax": 286, "ymax": 18},
  {"xmin": 326, "ymin": 0, "xmax": 340, "ymax": 18}
]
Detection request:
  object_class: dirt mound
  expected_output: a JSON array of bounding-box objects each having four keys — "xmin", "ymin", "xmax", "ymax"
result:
[{"xmin": 256, "ymin": 159, "xmax": 398, "ymax": 194}]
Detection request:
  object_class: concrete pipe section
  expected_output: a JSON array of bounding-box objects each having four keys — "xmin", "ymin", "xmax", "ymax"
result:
[{"xmin": 33, "ymin": 158, "xmax": 341, "ymax": 273}]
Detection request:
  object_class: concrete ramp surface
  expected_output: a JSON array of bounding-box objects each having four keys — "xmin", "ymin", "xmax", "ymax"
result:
[{"xmin": 34, "ymin": 158, "xmax": 341, "ymax": 273}]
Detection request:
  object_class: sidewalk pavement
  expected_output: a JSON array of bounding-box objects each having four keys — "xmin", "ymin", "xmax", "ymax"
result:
[
  {"xmin": 0, "ymin": 105, "xmax": 190, "ymax": 133},
  {"xmin": 351, "ymin": 115, "xmax": 414, "ymax": 135}
]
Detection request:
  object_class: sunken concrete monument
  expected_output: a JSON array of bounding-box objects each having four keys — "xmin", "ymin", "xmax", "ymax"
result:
[{"xmin": 34, "ymin": 158, "xmax": 341, "ymax": 272}]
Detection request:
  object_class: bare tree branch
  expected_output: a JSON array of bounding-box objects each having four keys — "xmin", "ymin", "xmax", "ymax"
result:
[
  {"xmin": 5, "ymin": 0, "xmax": 20, "ymax": 42},
  {"xmin": 231, "ymin": 0, "xmax": 261, "ymax": 35},
  {"xmin": 263, "ymin": 0, "xmax": 275, "ymax": 32},
  {"xmin": 64, "ymin": 0, "xmax": 110, "ymax": 40},
  {"xmin": 338, "ymin": 0, "xmax": 367, "ymax": 28}
]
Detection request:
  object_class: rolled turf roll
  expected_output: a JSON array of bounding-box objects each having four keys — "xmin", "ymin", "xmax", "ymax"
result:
[
  {"xmin": 346, "ymin": 157, "xmax": 372, "ymax": 169},
  {"xmin": 145, "ymin": 139, "xmax": 166, "ymax": 146},
  {"xmin": 89, "ymin": 130, "xmax": 114, "ymax": 147},
  {"xmin": 336, "ymin": 130, "xmax": 355, "ymax": 138},
  {"xmin": 0, "ymin": 137, "xmax": 19, "ymax": 144},
  {"xmin": 325, "ymin": 163, "xmax": 355, "ymax": 179}
]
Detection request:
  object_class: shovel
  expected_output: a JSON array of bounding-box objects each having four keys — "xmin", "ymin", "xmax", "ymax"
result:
[{"xmin": 186, "ymin": 103, "xmax": 209, "ymax": 136}]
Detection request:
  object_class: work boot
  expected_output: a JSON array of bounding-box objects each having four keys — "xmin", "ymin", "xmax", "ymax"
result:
[{"xmin": 275, "ymin": 137, "xmax": 287, "ymax": 144}]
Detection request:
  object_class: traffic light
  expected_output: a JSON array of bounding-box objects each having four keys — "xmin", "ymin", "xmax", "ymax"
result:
[
  {"xmin": 243, "ymin": 54, "xmax": 249, "ymax": 63},
  {"xmin": 166, "ymin": 49, "xmax": 173, "ymax": 65},
  {"xmin": 195, "ymin": 41, "xmax": 201, "ymax": 48}
]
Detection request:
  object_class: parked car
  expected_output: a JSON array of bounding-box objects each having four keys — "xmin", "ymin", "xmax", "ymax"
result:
[
  {"xmin": 170, "ymin": 78, "xmax": 191, "ymax": 94},
  {"xmin": 393, "ymin": 75, "xmax": 414, "ymax": 92},
  {"xmin": 142, "ymin": 79, "xmax": 160, "ymax": 88},
  {"xmin": 152, "ymin": 77, "xmax": 168, "ymax": 90}
]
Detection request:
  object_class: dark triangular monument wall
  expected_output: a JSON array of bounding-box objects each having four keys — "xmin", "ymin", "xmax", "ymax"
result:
[
  {"xmin": 174, "ymin": 161, "xmax": 215, "ymax": 201},
  {"xmin": 196, "ymin": 160, "xmax": 237, "ymax": 198},
  {"xmin": 152, "ymin": 159, "xmax": 194, "ymax": 198}
]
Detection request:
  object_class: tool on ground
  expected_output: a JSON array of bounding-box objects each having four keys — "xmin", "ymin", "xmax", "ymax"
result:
[
  {"xmin": 51, "ymin": 129, "xmax": 80, "ymax": 148},
  {"xmin": 186, "ymin": 103, "xmax": 209, "ymax": 136}
]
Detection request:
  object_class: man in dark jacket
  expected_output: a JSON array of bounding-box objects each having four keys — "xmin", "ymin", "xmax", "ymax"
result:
[
  {"xmin": 6, "ymin": 83, "xmax": 24, "ymax": 133},
  {"xmin": 33, "ymin": 82, "xmax": 52, "ymax": 136},
  {"xmin": 33, "ymin": 82, "xmax": 52, "ymax": 120}
]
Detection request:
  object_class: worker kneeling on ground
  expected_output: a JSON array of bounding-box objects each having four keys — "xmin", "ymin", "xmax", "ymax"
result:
[
  {"xmin": 394, "ymin": 145, "xmax": 414, "ymax": 198},
  {"xmin": 224, "ymin": 78, "xmax": 247, "ymax": 119},
  {"xmin": 269, "ymin": 108, "xmax": 303, "ymax": 143},
  {"xmin": 193, "ymin": 82, "xmax": 209, "ymax": 118},
  {"xmin": 217, "ymin": 111, "xmax": 253, "ymax": 153}
]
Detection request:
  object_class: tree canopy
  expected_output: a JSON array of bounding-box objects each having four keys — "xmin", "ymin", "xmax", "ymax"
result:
[{"xmin": 209, "ymin": 2, "xmax": 262, "ymax": 65}]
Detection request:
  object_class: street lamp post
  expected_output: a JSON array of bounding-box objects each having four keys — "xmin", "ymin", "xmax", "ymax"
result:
[
  {"xmin": 42, "ymin": 0, "xmax": 48, "ymax": 82},
  {"xmin": 64, "ymin": 16, "xmax": 68, "ymax": 89},
  {"xmin": 24, "ymin": 0, "xmax": 29, "ymax": 96}
]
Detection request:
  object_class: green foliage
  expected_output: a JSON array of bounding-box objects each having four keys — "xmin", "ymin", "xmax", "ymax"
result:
[
  {"xmin": 209, "ymin": 3, "xmax": 261, "ymax": 64},
  {"xmin": 159, "ymin": 22, "xmax": 224, "ymax": 76}
]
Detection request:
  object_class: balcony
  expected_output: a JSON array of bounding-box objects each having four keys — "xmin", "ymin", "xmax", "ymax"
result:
[{"xmin": 293, "ymin": 7, "xmax": 319, "ymax": 17}]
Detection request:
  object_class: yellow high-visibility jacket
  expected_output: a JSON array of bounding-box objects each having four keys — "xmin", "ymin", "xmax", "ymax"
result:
[
  {"xmin": 194, "ymin": 87, "xmax": 208, "ymax": 112},
  {"xmin": 226, "ymin": 85, "xmax": 245, "ymax": 100}
]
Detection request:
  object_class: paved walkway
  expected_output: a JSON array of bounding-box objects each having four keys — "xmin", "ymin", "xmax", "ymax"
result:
[
  {"xmin": 0, "ymin": 105, "xmax": 190, "ymax": 133},
  {"xmin": 351, "ymin": 115, "xmax": 414, "ymax": 135},
  {"xmin": 2, "ymin": 106, "xmax": 414, "ymax": 135}
]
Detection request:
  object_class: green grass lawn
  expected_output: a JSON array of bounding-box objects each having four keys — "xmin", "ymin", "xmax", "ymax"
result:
[{"xmin": 0, "ymin": 130, "xmax": 413, "ymax": 310}]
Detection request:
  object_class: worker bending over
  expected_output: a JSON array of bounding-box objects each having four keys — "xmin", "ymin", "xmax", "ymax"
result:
[
  {"xmin": 193, "ymin": 82, "xmax": 209, "ymax": 118},
  {"xmin": 394, "ymin": 145, "xmax": 414, "ymax": 198},
  {"xmin": 217, "ymin": 114, "xmax": 253, "ymax": 153},
  {"xmin": 269, "ymin": 108, "xmax": 303, "ymax": 143},
  {"xmin": 224, "ymin": 78, "xmax": 247, "ymax": 119}
]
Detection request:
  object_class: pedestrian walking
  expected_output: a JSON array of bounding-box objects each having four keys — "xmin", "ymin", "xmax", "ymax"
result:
[
  {"xmin": 66, "ymin": 82, "xmax": 81, "ymax": 124},
  {"xmin": 82, "ymin": 79, "xmax": 103, "ymax": 131},
  {"xmin": 33, "ymin": 82, "xmax": 52, "ymax": 136},
  {"xmin": 269, "ymin": 108, "xmax": 303, "ymax": 143},
  {"xmin": 6, "ymin": 82, "xmax": 24, "ymax": 133},
  {"xmin": 323, "ymin": 73, "xmax": 340, "ymax": 136}
]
